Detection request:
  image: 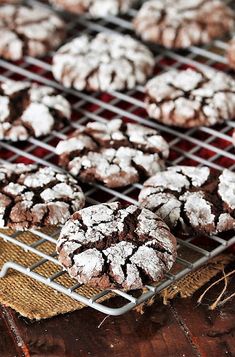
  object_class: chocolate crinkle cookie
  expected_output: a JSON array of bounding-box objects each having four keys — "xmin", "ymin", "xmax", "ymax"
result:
[
  {"xmin": 139, "ymin": 166, "xmax": 235, "ymax": 237},
  {"xmin": 57, "ymin": 202, "xmax": 177, "ymax": 290},
  {"xmin": 52, "ymin": 33, "xmax": 155, "ymax": 92},
  {"xmin": 0, "ymin": 163, "xmax": 85, "ymax": 230},
  {"xmin": 0, "ymin": 4, "xmax": 65, "ymax": 61},
  {"xmin": 133, "ymin": 0, "xmax": 234, "ymax": 49},
  {"xmin": 145, "ymin": 68, "xmax": 235, "ymax": 128},
  {"xmin": 49, "ymin": 0, "xmax": 135, "ymax": 18},
  {"xmin": 56, "ymin": 119, "xmax": 169, "ymax": 188},
  {"xmin": 0, "ymin": 80, "xmax": 71, "ymax": 141}
]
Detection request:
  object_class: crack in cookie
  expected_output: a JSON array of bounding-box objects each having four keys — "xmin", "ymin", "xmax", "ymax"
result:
[
  {"xmin": 145, "ymin": 69, "xmax": 235, "ymax": 128},
  {"xmin": 0, "ymin": 80, "xmax": 71, "ymax": 141},
  {"xmin": 133, "ymin": 0, "xmax": 234, "ymax": 48},
  {"xmin": 52, "ymin": 33, "xmax": 155, "ymax": 92},
  {"xmin": 0, "ymin": 4, "xmax": 65, "ymax": 61},
  {"xmin": 0, "ymin": 163, "xmax": 85, "ymax": 230},
  {"xmin": 57, "ymin": 202, "xmax": 177, "ymax": 290},
  {"xmin": 56, "ymin": 119, "xmax": 169, "ymax": 188},
  {"xmin": 139, "ymin": 166, "xmax": 235, "ymax": 236}
]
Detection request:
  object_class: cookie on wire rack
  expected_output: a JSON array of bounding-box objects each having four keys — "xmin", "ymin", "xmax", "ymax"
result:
[
  {"xmin": 57, "ymin": 202, "xmax": 177, "ymax": 290},
  {"xmin": 139, "ymin": 166, "xmax": 235, "ymax": 237},
  {"xmin": 0, "ymin": 4, "xmax": 66, "ymax": 61},
  {"xmin": 52, "ymin": 33, "xmax": 155, "ymax": 92},
  {"xmin": 133, "ymin": 0, "xmax": 234, "ymax": 49},
  {"xmin": 145, "ymin": 68, "xmax": 235, "ymax": 128},
  {"xmin": 0, "ymin": 163, "xmax": 85, "ymax": 230},
  {"xmin": 56, "ymin": 118, "xmax": 169, "ymax": 188},
  {"xmin": 49, "ymin": 0, "xmax": 135, "ymax": 18},
  {"xmin": 0, "ymin": 80, "xmax": 71, "ymax": 141}
]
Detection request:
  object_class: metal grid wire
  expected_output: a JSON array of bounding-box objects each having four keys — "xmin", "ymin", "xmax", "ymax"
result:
[{"xmin": 0, "ymin": 0, "xmax": 235, "ymax": 316}]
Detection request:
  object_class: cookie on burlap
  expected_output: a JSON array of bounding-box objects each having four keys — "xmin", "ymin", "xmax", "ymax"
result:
[
  {"xmin": 57, "ymin": 202, "xmax": 177, "ymax": 290},
  {"xmin": 0, "ymin": 163, "xmax": 85, "ymax": 230},
  {"xmin": 133, "ymin": 0, "xmax": 234, "ymax": 48},
  {"xmin": 0, "ymin": 80, "xmax": 71, "ymax": 141},
  {"xmin": 0, "ymin": 4, "xmax": 65, "ymax": 61},
  {"xmin": 139, "ymin": 166, "xmax": 235, "ymax": 237},
  {"xmin": 52, "ymin": 33, "xmax": 155, "ymax": 92},
  {"xmin": 49, "ymin": 0, "xmax": 135, "ymax": 17},
  {"xmin": 145, "ymin": 68, "xmax": 235, "ymax": 128},
  {"xmin": 56, "ymin": 119, "xmax": 169, "ymax": 188}
]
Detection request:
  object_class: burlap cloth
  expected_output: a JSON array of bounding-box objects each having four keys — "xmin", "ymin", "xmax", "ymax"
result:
[{"xmin": 0, "ymin": 228, "xmax": 233, "ymax": 320}]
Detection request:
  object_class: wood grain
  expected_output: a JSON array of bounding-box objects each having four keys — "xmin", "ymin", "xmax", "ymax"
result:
[{"xmin": 0, "ymin": 264, "xmax": 234, "ymax": 357}]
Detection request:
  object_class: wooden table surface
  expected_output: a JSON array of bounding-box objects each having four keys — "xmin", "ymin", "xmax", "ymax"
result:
[{"xmin": 0, "ymin": 266, "xmax": 234, "ymax": 357}]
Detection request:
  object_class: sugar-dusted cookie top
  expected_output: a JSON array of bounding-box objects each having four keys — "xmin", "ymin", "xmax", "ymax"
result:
[
  {"xmin": 0, "ymin": 80, "xmax": 71, "ymax": 141},
  {"xmin": 134, "ymin": 0, "xmax": 234, "ymax": 48},
  {"xmin": 56, "ymin": 119, "xmax": 169, "ymax": 188},
  {"xmin": 0, "ymin": 4, "xmax": 65, "ymax": 60},
  {"xmin": 0, "ymin": 163, "xmax": 85, "ymax": 230},
  {"xmin": 139, "ymin": 166, "xmax": 235, "ymax": 236},
  {"xmin": 145, "ymin": 69, "xmax": 235, "ymax": 128},
  {"xmin": 57, "ymin": 202, "xmax": 177, "ymax": 290},
  {"xmin": 52, "ymin": 33, "xmax": 155, "ymax": 92},
  {"xmin": 50, "ymin": 0, "xmax": 135, "ymax": 18}
]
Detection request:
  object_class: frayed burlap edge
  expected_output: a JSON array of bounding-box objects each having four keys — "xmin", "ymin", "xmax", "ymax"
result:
[
  {"xmin": 0, "ymin": 229, "xmax": 234, "ymax": 320},
  {"xmin": 135, "ymin": 254, "xmax": 234, "ymax": 314}
]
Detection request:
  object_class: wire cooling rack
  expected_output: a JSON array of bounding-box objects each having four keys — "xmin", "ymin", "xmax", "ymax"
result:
[{"xmin": 0, "ymin": 0, "xmax": 235, "ymax": 316}]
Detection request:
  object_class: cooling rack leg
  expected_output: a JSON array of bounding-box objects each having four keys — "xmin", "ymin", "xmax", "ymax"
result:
[{"xmin": 0, "ymin": 262, "xmax": 14, "ymax": 278}]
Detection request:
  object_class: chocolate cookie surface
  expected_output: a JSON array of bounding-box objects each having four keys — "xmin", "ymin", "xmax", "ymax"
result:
[
  {"xmin": 56, "ymin": 119, "xmax": 169, "ymax": 188},
  {"xmin": 0, "ymin": 4, "xmax": 65, "ymax": 61},
  {"xmin": 57, "ymin": 202, "xmax": 177, "ymax": 290},
  {"xmin": 0, "ymin": 80, "xmax": 71, "ymax": 141},
  {"xmin": 145, "ymin": 69, "xmax": 235, "ymax": 128},
  {"xmin": 139, "ymin": 166, "xmax": 235, "ymax": 236},
  {"xmin": 227, "ymin": 37, "xmax": 235, "ymax": 70},
  {"xmin": 133, "ymin": 0, "xmax": 234, "ymax": 48},
  {"xmin": 52, "ymin": 33, "xmax": 155, "ymax": 92},
  {"xmin": 49, "ymin": 0, "xmax": 135, "ymax": 17},
  {"xmin": 0, "ymin": 163, "xmax": 85, "ymax": 230}
]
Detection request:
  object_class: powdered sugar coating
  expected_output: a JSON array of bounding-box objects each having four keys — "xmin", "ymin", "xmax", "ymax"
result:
[
  {"xmin": 0, "ymin": 4, "xmax": 65, "ymax": 61},
  {"xmin": 52, "ymin": 33, "xmax": 155, "ymax": 92},
  {"xmin": 134, "ymin": 0, "xmax": 234, "ymax": 48},
  {"xmin": 1, "ymin": 81, "xmax": 30, "ymax": 96},
  {"xmin": 145, "ymin": 69, "xmax": 235, "ymax": 128},
  {"xmin": 68, "ymin": 147, "xmax": 164, "ymax": 188},
  {"xmin": 139, "ymin": 166, "xmax": 235, "ymax": 236},
  {"xmin": 0, "ymin": 163, "xmax": 85, "ymax": 230},
  {"xmin": 50, "ymin": 0, "xmax": 135, "ymax": 17},
  {"xmin": 57, "ymin": 202, "xmax": 177, "ymax": 290},
  {"xmin": 0, "ymin": 80, "xmax": 71, "ymax": 141},
  {"xmin": 218, "ymin": 169, "xmax": 235, "ymax": 210},
  {"xmin": 56, "ymin": 118, "xmax": 169, "ymax": 188},
  {"xmin": 180, "ymin": 191, "xmax": 215, "ymax": 230}
]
